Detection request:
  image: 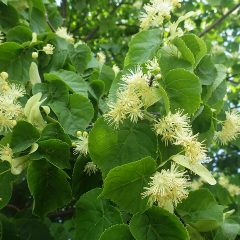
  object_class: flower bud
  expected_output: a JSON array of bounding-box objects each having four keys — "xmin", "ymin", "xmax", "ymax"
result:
[
  {"xmin": 0, "ymin": 71, "xmax": 8, "ymax": 81},
  {"xmin": 32, "ymin": 52, "xmax": 38, "ymax": 59}
]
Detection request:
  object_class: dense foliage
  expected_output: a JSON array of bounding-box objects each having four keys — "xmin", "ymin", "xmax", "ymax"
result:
[{"xmin": 0, "ymin": 0, "xmax": 239, "ymax": 239}]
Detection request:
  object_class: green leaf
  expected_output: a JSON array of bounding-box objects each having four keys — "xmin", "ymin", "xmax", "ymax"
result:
[
  {"xmin": 6, "ymin": 26, "xmax": 32, "ymax": 43},
  {"xmin": 52, "ymin": 93, "xmax": 94, "ymax": 135},
  {"xmin": 164, "ymin": 69, "xmax": 202, "ymax": 114},
  {"xmin": 98, "ymin": 65, "xmax": 115, "ymax": 93},
  {"xmin": 214, "ymin": 219, "xmax": 240, "ymax": 240},
  {"xmin": 88, "ymin": 118, "xmax": 157, "ymax": 176},
  {"xmin": 195, "ymin": 55, "xmax": 217, "ymax": 85},
  {"xmin": 158, "ymin": 47, "xmax": 193, "ymax": 77},
  {"xmin": 50, "ymin": 220, "xmax": 74, "ymax": 240},
  {"xmin": 101, "ymin": 157, "xmax": 156, "ymax": 214},
  {"xmin": 203, "ymin": 64, "xmax": 227, "ymax": 102},
  {"xmin": 177, "ymin": 189, "xmax": 224, "ymax": 232},
  {"xmin": 72, "ymin": 156, "xmax": 102, "ymax": 198},
  {"xmin": 27, "ymin": 159, "xmax": 72, "ymax": 217},
  {"xmin": 44, "ymin": 70, "xmax": 88, "ymax": 97},
  {"xmin": 0, "ymin": 2, "xmax": 19, "ymax": 29},
  {"xmin": 10, "ymin": 121, "xmax": 40, "ymax": 153},
  {"xmin": 33, "ymin": 139, "xmax": 70, "ymax": 169},
  {"xmin": 0, "ymin": 163, "xmax": 15, "ymax": 209},
  {"xmin": 192, "ymin": 105, "xmax": 212, "ymax": 134},
  {"xmin": 15, "ymin": 219, "xmax": 54, "ymax": 240},
  {"xmin": 186, "ymin": 225, "xmax": 204, "ymax": 240},
  {"xmin": 75, "ymin": 188, "xmax": 122, "ymax": 240},
  {"xmin": 181, "ymin": 34, "xmax": 207, "ymax": 65},
  {"xmin": 129, "ymin": 206, "xmax": 189, "ymax": 240},
  {"xmin": 28, "ymin": 0, "xmax": 48, "ymax": 33},
  {"xmin": 99, "ymin": 224, "xmax": 134, "ymax": 240},
  {"xmin": 0, "ymin": 42, "xmax": 22, "ymax": 70},
  {"xmin": 68, "ymin": 44, "xmax": 92, "ymax": 73},
  {"xmin": 0, "ymin": 42, "xmax": 32, "ymax": 82},
  {"xmin": 42, "ymin": 37, "xmax": 69, "ymax": 72},
  {"xmin": 40, "ymin": 123, "xmax": 71, "ymax": 145},
  {"xmin": 205, "ymin": 184, "xmax": 232, "ymax": 206},
  {"xmin": 207, "ymin": 80, "xmax": 227, "ymax": 110},
  {"xmin": 172, "ymin": 37, "xmax": 195, "ymax": 65},
  {"xmin": 32, "ymin": 80, "xmax": 69, "ymax": 105},
  {"xmin": 124, "ymin": 29, "xmax": 162, "ymax": 66},
  {"xmin": 89, "ymin": 80, "xmax": 105, "ymax": 100},
  {"xmin": 0, "ymin": 214, "xmax": 18, "ymax": 239}
]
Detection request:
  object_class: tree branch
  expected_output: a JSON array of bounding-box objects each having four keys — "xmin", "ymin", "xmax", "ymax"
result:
[
  {"xmin": 199, "ymin": 3, "xmax": 240, "ymax": 37},
  {"xmin": 60, "ymin": 0, "xmax": 67, "ymax": 19}
]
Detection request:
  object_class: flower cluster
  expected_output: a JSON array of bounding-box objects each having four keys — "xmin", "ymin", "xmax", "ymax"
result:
[
  {"xmin": 104, "ymin": 63, "xmax": 160, "ymax": 128},
  {"xmin": 42, "ymin": 44, "xmax": 55, "ymax": 55},
  {"xmin": 139, "ymin": 0, "xmax": 182, "ymax": 30},
  {"xmin": 96, "ymin": 52, "xmax": 106, "ymax": 65},
  {"xmin": 142, "ymin": 163, "xmax": 189, "ymax": 210},
  {"xmin": 154, "ymin": 110, "xmax": 191, "ymax": 145},
  {"xmin": 84, "ymin": 162, "xmax": 98, "ymax": 176},
  {"xmin": 215, "ymin": 110, "xmax": 240, "ymax": 145},
  {"xmin": 154, "ymin": 111, "xmax": 211, "ymax": 165},
  {"xmin": 56, "ymin": 27, "xmax": 74, "ymax": 43},
  {"xmin": 73, "ymin": 131, "xmax": 89, "ymax": 156},
  {"xmin": 154, "ymin": 110, "xmax": 216, "ymax": 186},
  {"xmin": 167, "ymin": 11, "xmax": 196, "ymax": 41},
  {"xmin": 0, "ymin": 72, "xmax": 25, "ymax": 133}
]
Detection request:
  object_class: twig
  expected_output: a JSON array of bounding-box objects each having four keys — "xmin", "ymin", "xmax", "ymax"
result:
[
  {"xmin": 60, "ymin": 0, "xmax": 67, "ymax": 19},
  {"xmin": 6, "ymin": 204, "xmax": 21, "ymax": 212},
  {"xmin": 199, "ymin": 3, "xmax": 240, "ymax": 37},
  {"xmin": 48, "ymin": 208, "xmax": 75, "ymax": 220},
  {"xmin": 46, "ymin": 14, "xmax": 56, "ymax": 32}
]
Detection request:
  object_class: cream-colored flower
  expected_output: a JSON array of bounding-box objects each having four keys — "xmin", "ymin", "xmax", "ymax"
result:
[
  {"xmin": 0, "ymin": 143, "xmax": 38, "ymax": 175},
  {"xmin": 0, "ymin": 77, "xmax": 24, "ymax": 133},
  {"xmin": 121, "ymin": 66, "xmax": 149, "ymax": 93},
  {"xmin": 174, "ymin": 132, "xmax": 211, "ymax": 164},
  {"xmin": 31, "ymin": 32, "xmax": 37, "ymax": 43},
  {"xmin": 145, "ymin": 58, "xmax": 160, "ymax": 73},
  {"xmin": 56, "ymin": 27, "xmax": 74, "ymax": 43},
  {"xmin": 0, "ymin": 144, "xmax": 13, "ymax": 162},
  {"xmin": 0, "ymin": 71, "xmax": 8, "ymax": 81},
  {"xmin": 154, "ymin": 110, "xmax": 191, "ymax": 145},
  {"xmin": 215, "ymin": 110, "xmax": 240, "ymax": 145},
  {"xmin": 84, "ymin": 161, "xmax": 98, "ymax": 176},
  {"xmin": 142, "ymin": 163, "xmax": 190, "ymax": 211},
  {"xmin": 5, "ymin": 83, "xmax": 25, "ymax": 100},
  {"xmin": 112, "ymin": 64, "xmax": 120, "ymax": 76},
  {"xmin": 104, "ymin": 90, "xmax": 144, "ymax": 128},
  {"xmin": 168, "ymin": 11, "xmax": 196, "ymax": 40},
  {"xmin": 42, "ymin": 44, "xmax": 55, "ymax": 55},
  {"xmin": 0, "ymin": 31, "xmax": 4, "ymax": 43},
  {"xmin": 96, "ymin": 52, "xmax": 106, "ymax": 65},
  {"xmin": 139, "ymin": 0, "xmax": 182, "ymax": 30},
  {"xmin": 73, "ymin": 131, "xmax": 89, "ymax": 156}
]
